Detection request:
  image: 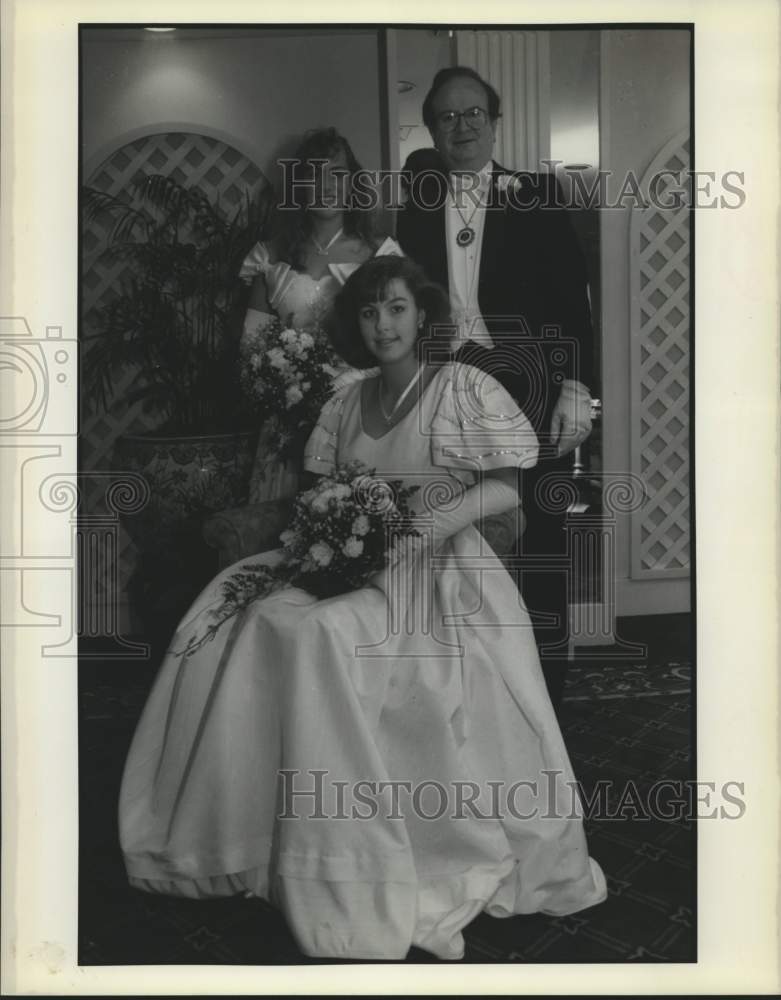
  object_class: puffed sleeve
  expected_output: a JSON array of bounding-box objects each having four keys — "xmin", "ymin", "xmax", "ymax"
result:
[
  {"xmin": 239, "ymin": 241, "xmax": 272, "ymax": 284},
  {"xmin": 302, "ymin": 393, "xmax": 346, "ymax": 475},
  {"xmin": 430, "ymin": 363, "xmax": 539, "ymax": 482}
]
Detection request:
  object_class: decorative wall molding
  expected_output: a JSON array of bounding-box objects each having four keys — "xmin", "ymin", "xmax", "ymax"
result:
[
  {"xmin": 629, "ymin": 130, "xmax": 691, "ymax": 580},
  {"xmin": 83, "ymin": 123, "xmax": 271, "ymax": 185}
]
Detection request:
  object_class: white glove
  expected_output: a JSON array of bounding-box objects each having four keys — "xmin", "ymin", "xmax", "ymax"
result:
[
  {"xmin": 369, "ymin": 475, "xmax": 520, "ymax": 614},
  {"xmin": 549, "ymin": 379, "xmax": 592, "ymax": 457},
  {"xmin": 426, "ymin": 475, "xmax": 521, "ymax": 550}
]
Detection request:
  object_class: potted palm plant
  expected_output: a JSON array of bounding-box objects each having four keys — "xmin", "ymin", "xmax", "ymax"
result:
[{"xmin": 82, "ymin": 173, "xmax": 273, "ymax": 638}]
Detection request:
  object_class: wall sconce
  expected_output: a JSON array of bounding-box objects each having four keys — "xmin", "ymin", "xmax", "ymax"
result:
[
  {"xmin": 397, "ymin": 80, "xmax": 415, "ymax": 94},
  {"xmin": 144, "ymin": 27, "xmax": 177, "ymax": 33}
]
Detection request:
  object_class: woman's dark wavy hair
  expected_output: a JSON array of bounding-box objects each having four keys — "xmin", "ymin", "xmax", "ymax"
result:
[
  {"xmin": 329, "ymin": 256, "xmax": 454, "ymax": 370},
  {"xmin": 422, "ymin": 66, "xmax": 502, "ymax": 131},
  {"xmin": 270, "ymin": 127, "xmax": 378, "ymax": 269}
]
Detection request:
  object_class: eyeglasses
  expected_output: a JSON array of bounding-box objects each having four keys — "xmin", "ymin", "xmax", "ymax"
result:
[{"xmin": 434, "ymin": 107, "xmax": 493, "ymax": 132}]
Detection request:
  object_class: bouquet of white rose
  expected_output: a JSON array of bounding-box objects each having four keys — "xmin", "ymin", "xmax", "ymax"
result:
[
  {"xmin": 176, "ymin": 461, "xmax": 420, "ymax": 657},
  {"xmin": 239, "ymin": 317, "xmax": 341, "ymax": 460},
  {"xmin": 279, "ymin": 460, "xmax": 420, "ymax": 598}
]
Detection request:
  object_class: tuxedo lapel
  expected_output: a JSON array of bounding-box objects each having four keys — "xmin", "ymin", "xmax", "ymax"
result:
[
  {"xmin": 478, "ymin": 165, "xmax": 508, "ymax": 295},
  {"xmin": 425, "ymin": 199, "xmax": 448, "ymax": 291},
  {"xmin": 407, "ymin": 166, "xmax": 448, "ymax": 290}
]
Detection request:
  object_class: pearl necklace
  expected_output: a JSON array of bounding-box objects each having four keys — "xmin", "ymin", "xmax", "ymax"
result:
[
  {"xmin": 378, "ymin": 367, "xmax": 423, "ymax": 425},
  {"xmin": 310, "ymin": 226, "xmax": 343, "ymax": 255}
]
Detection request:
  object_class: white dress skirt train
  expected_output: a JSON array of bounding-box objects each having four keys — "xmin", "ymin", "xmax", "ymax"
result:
[{"xmin": 119, "ymin": 363, "xmax": 606, "ymax": 960}]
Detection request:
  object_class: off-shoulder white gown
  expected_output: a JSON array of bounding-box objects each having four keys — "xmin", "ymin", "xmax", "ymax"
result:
[{"xmin": 119, "ymin": 363, "xmax": 606, "ymax": 961}]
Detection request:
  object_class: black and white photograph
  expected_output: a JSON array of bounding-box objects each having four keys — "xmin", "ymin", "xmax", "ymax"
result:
[
  {"xmin": 2, "ymin": 2, "xmax": 779, "ymax": 995},
  {"xmin": 77, "ymin": 21, "xmax": 696, "ymax": 965}
]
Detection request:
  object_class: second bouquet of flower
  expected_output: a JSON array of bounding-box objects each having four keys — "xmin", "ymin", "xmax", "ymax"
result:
[{"xmin": 239, "ymin": 317, "xmax": 341, "ymax": 460}]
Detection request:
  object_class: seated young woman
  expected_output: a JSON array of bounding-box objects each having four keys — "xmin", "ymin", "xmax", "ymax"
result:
[{"xmin": 119, "ymin": 255, "xmax": 606, "ymax": 962}]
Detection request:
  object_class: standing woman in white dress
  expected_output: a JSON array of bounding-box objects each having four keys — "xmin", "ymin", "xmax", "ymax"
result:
[
  {"xmin": 120, "ymin": 256, "xmax": 606, "ymax": 961},
  {"xmin": 239, "ymin": 127, "xmax": 401, "ymax": 500}
]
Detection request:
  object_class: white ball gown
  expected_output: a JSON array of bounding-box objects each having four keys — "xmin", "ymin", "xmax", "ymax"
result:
[{"xmin": 119, "ymin": 362, "xmax": 607, "ymax": 961}]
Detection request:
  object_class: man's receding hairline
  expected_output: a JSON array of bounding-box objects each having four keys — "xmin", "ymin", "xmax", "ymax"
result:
[{"xmin": 429, "ymin": 72, "xmax": 492, "ymax": 109}]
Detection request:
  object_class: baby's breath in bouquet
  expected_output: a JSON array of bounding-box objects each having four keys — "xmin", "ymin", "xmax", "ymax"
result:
[
  {"xmin": 176, "ymin": 461, "xmax": 420, "ymax": 657},
  {"xmin": 240, "ymin": 317, "xmax": 341, "ymax": 460},
  {"xmin": 279, "ymin": 460, "xmax": 420, "ymax": 599}
]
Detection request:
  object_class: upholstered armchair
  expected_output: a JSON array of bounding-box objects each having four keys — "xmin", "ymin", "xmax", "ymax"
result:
[
  {"xmin": 203, "ymin": 500, "xmax": 525, "ymax": 570},
  {"xmin": 203, "ymin": 499, "xmax": 295, "ymax": 570}
]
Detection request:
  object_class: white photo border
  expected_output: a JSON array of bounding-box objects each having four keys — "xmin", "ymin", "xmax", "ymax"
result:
[{"xmin": 1, "ymin": 0, "xmax": 779, "ymax": 994}]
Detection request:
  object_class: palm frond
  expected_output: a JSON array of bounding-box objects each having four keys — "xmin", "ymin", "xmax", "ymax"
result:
[
  {"xmin": 83, "ymin": 186, "xmax": 150, "ymax": 242},
  {"xmin": 82, "ymin": 172, "xmax": 276, "ymax": 430}
]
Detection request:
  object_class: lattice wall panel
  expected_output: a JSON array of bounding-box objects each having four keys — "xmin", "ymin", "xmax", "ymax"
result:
[
  {"xmin": 630, "ymin": 133, "xmax": 691, "ymax": 578},
  {"xmin": 80, "ymin": 133, "xmax": 268, "ymax": 622},
  {"xmin": 83, "ymin": 133, "xmax": 267, "ymax": 335},
  {"xmin": 81, "ymin": 132, "xmax": 268, "ymax": 477}
]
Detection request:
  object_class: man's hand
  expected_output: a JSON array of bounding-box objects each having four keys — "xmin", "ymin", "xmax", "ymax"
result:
[{"xmin": 550, "ymin": 380, "xmax": 593, "ymax": 457}]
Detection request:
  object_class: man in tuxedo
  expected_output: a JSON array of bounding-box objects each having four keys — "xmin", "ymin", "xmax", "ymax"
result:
[{"xmin": 397, "ymin": 66, "xmax": 594, "ymax": 712}]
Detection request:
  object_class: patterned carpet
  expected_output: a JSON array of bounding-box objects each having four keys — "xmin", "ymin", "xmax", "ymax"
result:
[{"xmin": 78, "ymin": 614, "xmax": 694, "ymax": 965}]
